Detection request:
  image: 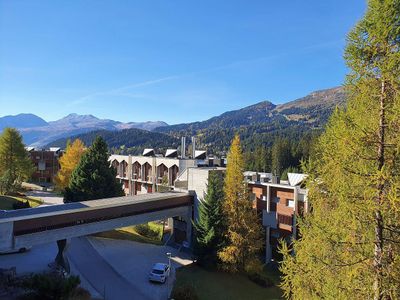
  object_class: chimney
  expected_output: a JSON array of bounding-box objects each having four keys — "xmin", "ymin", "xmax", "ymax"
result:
[
  {"xmin": 181, "ymin": 137, "xmax": 186, "ymax": 159},
  {"xmin": 272, "ymin": 175, "xmax": 280, "ymax": 184},
  {"xmin": 191, "ymin": 136, "xmax": 196, "ymax": 159}
]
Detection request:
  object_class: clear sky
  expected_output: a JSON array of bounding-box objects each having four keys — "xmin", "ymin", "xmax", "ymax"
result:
[{"xmin": 0, "ymin": 0, "xmax": 366, "ymax": 124}]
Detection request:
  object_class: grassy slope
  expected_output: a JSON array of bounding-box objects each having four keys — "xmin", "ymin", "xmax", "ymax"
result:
[
  {"xmin": 0, "ymin": 195, "xmax": 43, "ymax": 210},
  {"xmin": 93, "ymin": 222, "xmax": 164, "ymax": 245},
  {"xmin": 173, "ymin": 265, "xmax": 283, "ymax": 300}
]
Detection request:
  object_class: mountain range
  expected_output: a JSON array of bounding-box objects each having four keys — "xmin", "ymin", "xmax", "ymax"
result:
[
  {"xmin": 0, "ymin": 113, "xmax": 167, "ymax": 146},
  {"xmin": 45, "ymin": 86, "xmax": 346, "ymax": 154}
]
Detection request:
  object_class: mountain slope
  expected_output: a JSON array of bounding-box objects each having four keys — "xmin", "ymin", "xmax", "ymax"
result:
[
  {"xmin": 47, "ymin": 127, "xmax": 178, "ymax": 155},
  {"xmin": 0, "ymin": 113, "xmax": 168, "ymax": 146},
  {"xmin": 0, "ymin": 113, "xmax": 48, "ymax": 130},
  {"xmin": 157, "ymin": 101, "xmax": 276, "ymax": 134},
  {"xmin": 155, "ymin": 87, "xmax": 346, "ymax": 153},
  {"xmin": 275, "ymin": 86, "xmax": 346, "ymax": 122}
]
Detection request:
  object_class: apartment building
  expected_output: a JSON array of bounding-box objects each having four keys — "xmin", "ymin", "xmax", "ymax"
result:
[
  {"xmin": 245, "ymin": 172, "xmax": 308, "ymax": 262},
  {"xmin": 109, "ymin": 149, "xmax": 198, "ymax": 195},
  {"xmin": 26, "ymin": 147, "xmax": 63, "ymax": 184}
]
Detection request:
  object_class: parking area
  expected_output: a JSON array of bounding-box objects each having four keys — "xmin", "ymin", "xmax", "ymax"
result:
[
  {"xmin": 0, "ymin": 235, "xmax": 193, "ymax": 300},
  {"xmin": 87, "ymin": 237, "xmax": 193, "ymax": 300},
  {"xmin": 0, "ymin": 241, "xmax": 100, "ymax": 298}
]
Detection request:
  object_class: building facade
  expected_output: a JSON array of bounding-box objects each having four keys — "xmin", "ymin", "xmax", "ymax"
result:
[
  {"xmin": 109, "ymin": 152, "xmax": 197, "ymax": 196},
  {"xmin": 27, "ymin": 147, "xmax": 63, "ymax": 184},
  {"xmin": 245, "ymin": 172, "xmax": 308, "ymax": 262}
]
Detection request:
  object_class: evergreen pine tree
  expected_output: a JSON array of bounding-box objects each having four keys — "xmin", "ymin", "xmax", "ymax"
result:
[
  {"xmin": 0, "ymin": 128, "xmax": 34, "ymax": 194},
  {"xmin": 280, "ymin": 1, "xmax": 400, "ymax": 298},
  {"xmin": 64, "ymin": 136, "xmax": 124, "ymax": 202},
  {"xmin": 218, "ymin": 135, "xmax": 264, "ymax": 273},
  {"xmin": 193, "ymin": 171, "xmax": 225, "ymax": 267}
]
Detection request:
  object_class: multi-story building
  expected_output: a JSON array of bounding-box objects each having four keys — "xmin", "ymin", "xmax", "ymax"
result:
[
  {"xmin": 110, "ymin": 146, "xmax": 307, "ymax": 262},
  {"xmin": 245, "ymin": 172, "xmax": 308, "ymax": 262},
  {"xmin": 26, "ymin": 147, "xmax": 63, "ymax": 184}
]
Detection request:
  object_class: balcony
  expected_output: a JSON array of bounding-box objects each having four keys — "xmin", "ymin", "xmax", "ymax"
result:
[{"xmin": 263, "ymin": 211, "xmax": 277, "ymax": 229}]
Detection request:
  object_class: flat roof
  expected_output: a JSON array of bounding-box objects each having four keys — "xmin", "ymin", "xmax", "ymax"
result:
[{"xmin": 0, "ymin": 192, "xmax": 190, "ymax": 223}]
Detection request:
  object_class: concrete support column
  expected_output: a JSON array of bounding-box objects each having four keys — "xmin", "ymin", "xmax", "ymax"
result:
[
  {"xmin": 293, "ymin": 187, "xmax": 298, "ymax": 240},
  {"xmin": 185, "ymin": 207, "xmax": 193, "ymax": 248},
  {"xmin": 265, "ymin": 226, "xmax": 271, "ymax": 263},
  {"xmin": 128, "ymin": 155, "xmax": 132, "ymax": 196},
  {"xmin": 55, "ymin": 239, "xmax": 70, "ymax": 273},
  {"xmin": 152, "ymin": 157, "xmax": 156, "ymax": 193}
]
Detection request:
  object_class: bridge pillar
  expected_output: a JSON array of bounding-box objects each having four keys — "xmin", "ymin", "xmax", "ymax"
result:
[
  {"xmin": 184, "ymin": 216, "xmax": 192, "ymax": 248},
  {"xmin": 55, "ymin": 239, "xmax": 70, "ymax": 273}
]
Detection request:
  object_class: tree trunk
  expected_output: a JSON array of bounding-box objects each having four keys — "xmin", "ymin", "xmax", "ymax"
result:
[{"xmin": 373, "ymin": 80, "xmax": 386, "ymax": 300}]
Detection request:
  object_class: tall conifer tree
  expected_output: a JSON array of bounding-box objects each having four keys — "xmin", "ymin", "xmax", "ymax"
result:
[
  {"xmin": 64, "ymin": 136, "xmax": 123, "ymax": 202},
  {"xmin": 218, "ymin": 135, "xmax": 263, "ymax": 273},
  {"xmin": 280, "ymin": 1, "xmax": 400, "ymax": 298},
  {"xmin": 193, "ymin": 171, "xmax": 225, "ymax": 267}
]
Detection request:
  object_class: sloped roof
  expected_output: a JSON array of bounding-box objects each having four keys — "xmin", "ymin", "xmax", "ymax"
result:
[
  {"xmin": 143, "ymin": 148, "xmax": 155, "ymax": 156},
  {"xmin": 288, "ymin": 173, "xmax": 307, "ymax": 186},
  {"xmin": 194, "ymin": 150, "xmax": 206, "ymax": 159},
  {"xmin": 165, "ymin": 149, "xmax": 178, "ymax": 158}
]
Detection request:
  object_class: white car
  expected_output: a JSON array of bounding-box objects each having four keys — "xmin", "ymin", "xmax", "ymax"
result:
[
  {"xmin": 0, "ymin": 246, "xmax": 31, "ymax": 255},
  {"xmin": 148, "ymin": 263, "xmax": 170, "ymax": 283}
]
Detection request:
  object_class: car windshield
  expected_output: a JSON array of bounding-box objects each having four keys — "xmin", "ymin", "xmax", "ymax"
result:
[{"xmin": 152, "ymin": 269, "xmax": 164, "ymax": 274}]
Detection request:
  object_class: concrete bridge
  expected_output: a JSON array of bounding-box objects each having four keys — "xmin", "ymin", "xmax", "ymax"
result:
[{"xmin": 0, "ymin": 192, "xmax": 193, "ymax": 271}]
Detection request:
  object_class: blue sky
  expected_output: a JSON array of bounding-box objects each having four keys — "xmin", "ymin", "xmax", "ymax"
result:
[{"xmin": 0, "ymin": 0, "xmax": 366, "ymax": 124}]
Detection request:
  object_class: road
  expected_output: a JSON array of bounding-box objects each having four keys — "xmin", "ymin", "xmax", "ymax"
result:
[
  {"xmin": 0, "ymin": 241, "xmax": 100, "ymax": 298},
  {"xmin": 68, "ymin": 237, "xmax": 150, "ymax": 300},
  {"xmin": 87, "ymin": 237, "xmax": 192, "ymax": 300},
  {"xmin": 25, "ymin": 190, "xmax": 64, "ymax": 205}
]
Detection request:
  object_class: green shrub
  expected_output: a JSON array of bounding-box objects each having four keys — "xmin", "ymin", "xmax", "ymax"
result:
[
  {"xmin": 21, "ymin": 273, "xmax": 82, "ymax": 300},
  {"xmin": 170, "ymin": 283, "xmax": 199, "ymax": 300},
  {"xmin": 135, "ymin": 223, "xmax": 161, "ymax": 239}
]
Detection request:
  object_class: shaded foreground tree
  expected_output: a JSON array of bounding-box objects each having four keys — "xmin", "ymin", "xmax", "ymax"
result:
[
  {"xmin": 64, "ymin": 136, "xmax": 123, "ymax": 202},
  {"xmin": 0, "ymin": 128, "xmax": 33, "ymax": 194},
  {"xmin": 280, "ymin": 1, "xmax": 400, "ymax": 299},
  {"xmin": 218, "ymin": 135, "xmax": 263, "ymax": 273},
  {"xmin": 54, "ymin": 139, "xmax": 85, "ymax": 191},
  {"xmin": 193, "ymin": 171, "xmax": 225, "ymax": 267}
]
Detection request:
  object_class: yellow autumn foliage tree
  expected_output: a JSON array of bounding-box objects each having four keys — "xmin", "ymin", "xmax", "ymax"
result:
[
  {"xmin": 54, "ymin": 139, "xmax": 85, "ymax": 191},
  {"xmin": 218, "ymin": 134, "xmax": 264, "ymax": 273}
]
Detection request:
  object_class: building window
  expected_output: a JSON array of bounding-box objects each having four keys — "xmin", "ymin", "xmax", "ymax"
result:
[{"xmin": 287, "ymin": 199, "xmax": 295, "ymax": 208}]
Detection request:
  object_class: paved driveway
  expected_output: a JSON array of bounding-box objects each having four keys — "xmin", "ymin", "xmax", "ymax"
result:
[
  {"xmin": 25, "ymin": 190, "xmax": 64, "ymax": 205},
  {"xmin": 0, "ymin": 241, "xmax": 100, "ymax": 298},
  {"xmin": 86, "ymin": 237, "xmax": 193, "ymax": 300}
]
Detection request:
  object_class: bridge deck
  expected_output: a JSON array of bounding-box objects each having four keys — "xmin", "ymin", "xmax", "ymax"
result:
[{"xmin": 0, "ymin": 192, "xmax": 192, "ymax": 223}]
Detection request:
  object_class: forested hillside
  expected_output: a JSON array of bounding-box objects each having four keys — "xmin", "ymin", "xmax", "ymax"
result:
[
  {"xmin": 47, "ymin": 86, "xmax": 346, "ymax": 175},
  {"xmin": 47, "ymin": 128, "xmax": 179, "ymax": 155}
]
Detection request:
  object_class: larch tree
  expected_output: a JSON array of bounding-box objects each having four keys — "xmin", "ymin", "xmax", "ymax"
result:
[
  {"xmin": 280, "ymin": 1, "xmax": 400, "ymax": 299},
  {"xmin": 54, "ymin": 139, "xmax": 86, "ymax": 191},
  {"xmin": 0, "ymin": 128, "xmax": 34, "ymax": 194},
  {"xmin": 218, "ymin": 135, "xmax": 264, "ymax": 273},
  {"xmin": 193, "ymin": 171, "xmax": 225, "ymax": 267},
  {"xmin": 64, "ymin": 136, "xmax": 124, "ymax": 202}
]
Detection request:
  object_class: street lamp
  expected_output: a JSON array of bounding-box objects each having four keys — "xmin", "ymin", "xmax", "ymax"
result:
[{"xmin": 166, "ymin": 252, "xmax": 172, "ymax": 270}]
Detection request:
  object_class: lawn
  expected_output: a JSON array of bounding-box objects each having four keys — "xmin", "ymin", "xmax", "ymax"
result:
[
  {"xmin": 0, "ymin": 195, "xmax": 43, "ymax": 210},
  {"xmin": 172, "ymin": 264, "xmax": 283, "ymax": 300},
  {"xmin": 93, "ymin": 221, "xmax": 165, "ymax": 245}
]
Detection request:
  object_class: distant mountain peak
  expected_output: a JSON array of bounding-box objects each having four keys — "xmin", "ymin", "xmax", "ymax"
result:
[
  {"xmin": 61, "ymin": 113, "xmax": 99, "ymax": 120},
  {"xmin": 0, "ymin": 113, "xmax": 48, "ymax": 130}
]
